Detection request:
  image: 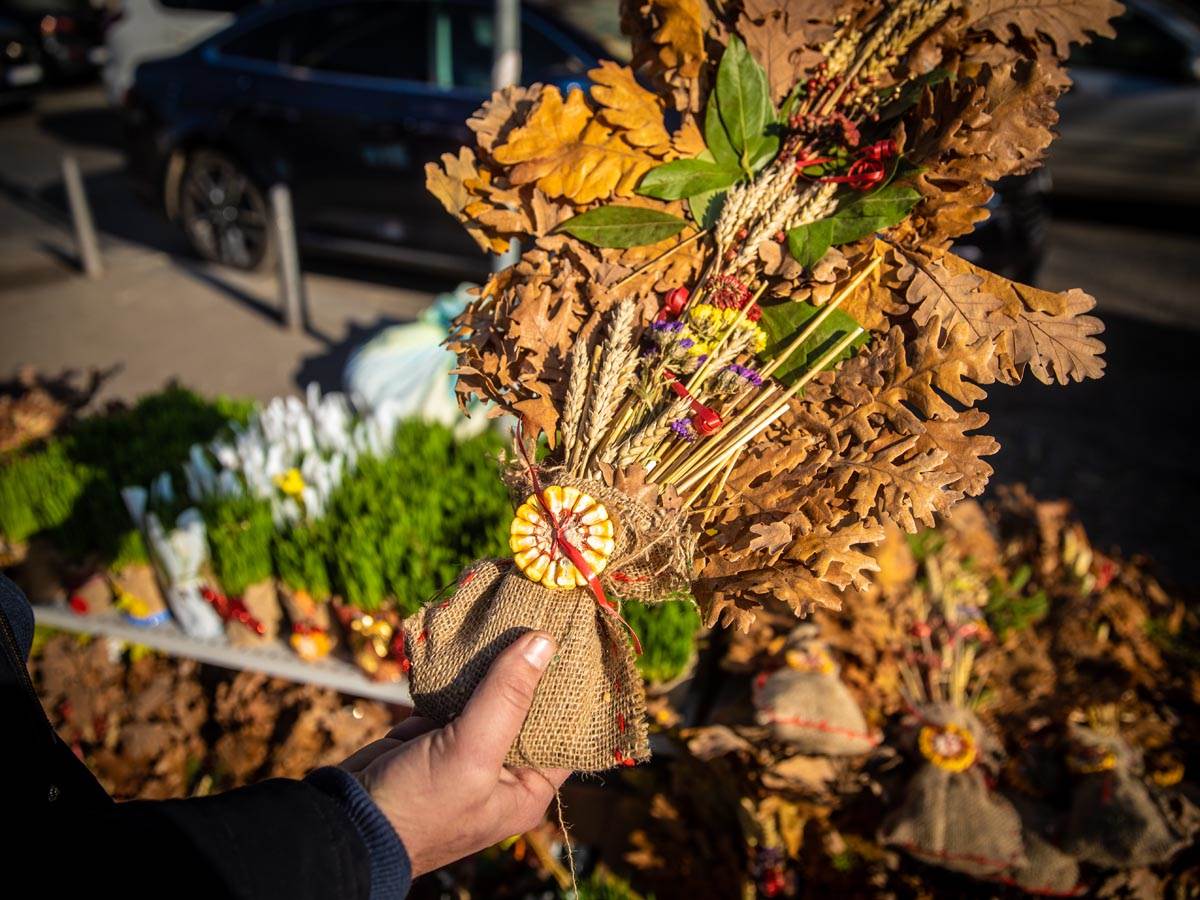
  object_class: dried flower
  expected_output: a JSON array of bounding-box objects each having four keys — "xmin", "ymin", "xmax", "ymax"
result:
[{"xmin": 670, "ymin": 418, "xmax": 697, "ymax": 442}]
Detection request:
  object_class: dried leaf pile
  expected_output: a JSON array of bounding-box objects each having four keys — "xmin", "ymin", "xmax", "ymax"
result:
[{"xmin": 30, "ymin": 636, "xmax": 390, "ymax": 801}]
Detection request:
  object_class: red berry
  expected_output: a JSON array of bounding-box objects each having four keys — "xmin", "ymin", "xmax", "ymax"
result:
[{"xmin": 69, "ymin": 594, "xmax": 89, "ymax": 615}]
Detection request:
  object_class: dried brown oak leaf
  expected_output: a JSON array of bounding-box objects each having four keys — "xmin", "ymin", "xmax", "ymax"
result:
[
  {"xmin": 736, "ymin": 0, "xmax": 840, "ymax": 102},
  {"xmin": 621, "ymin": 0, "xmax": 711, "ymax": 112},
  {"xmin": 490, "ymin": 85, "xmax": 663, "ymax": 205},
  {"xmin": 468, "ymin": 83, "xmax": 541, "ymax": 154},
  {"xmin": 965, "ymin": 0, "xmax": 1123, "ymax": 58},
  {"xmin": 902, "ymin": 57, "xmax": 1063, "ymax": 246},
  {"xmin": 896, "ymin": 247, "xmax": 1106, "ymax": 385},
  {"xmin": 425, "ymin": 147, "xmax": 571, "ymax": 254}
]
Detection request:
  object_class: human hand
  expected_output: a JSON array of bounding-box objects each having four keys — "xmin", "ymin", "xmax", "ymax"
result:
[{"xmin": 340, "ymin": 631, "xmax": 570, "ymax": 877}]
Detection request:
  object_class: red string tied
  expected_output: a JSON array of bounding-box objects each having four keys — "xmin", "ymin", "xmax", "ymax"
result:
[
  {"xmin": 515, "ymin": 435, "xmax": 643, "ymax": 656},
  {"xmin": 663, "ymin": 370, "xmax": 723, "ymax": 436},
  {"xmin": 822, "ymin": 155, "xmax": 887, "ymax": 190}
]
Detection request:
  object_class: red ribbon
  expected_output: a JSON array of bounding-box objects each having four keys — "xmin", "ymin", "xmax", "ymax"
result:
[
  {"xmin": 200, "ymin": 586, "xmax": 266, "ymax": 635},
  {"xmin": 663, "ymin": 370, "xmax": 723, "ymax": 436},
  {"xmin": 515, "ymin": 436, "xmax": 642, "ymax": 655}
]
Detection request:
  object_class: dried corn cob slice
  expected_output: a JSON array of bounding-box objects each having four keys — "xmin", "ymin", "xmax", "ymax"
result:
[{"xmin": 509, "ymin": 486, "xmax": 616, "ymax": 589}]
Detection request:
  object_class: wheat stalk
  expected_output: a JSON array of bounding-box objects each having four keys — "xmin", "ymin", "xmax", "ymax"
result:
[
  {"xmin": 576, "ymin": 299, "xmax": 637, "ymax": 474},
  {"xmin": 559, "ymin": 338, "xmax": 591, "ymax": 471}
]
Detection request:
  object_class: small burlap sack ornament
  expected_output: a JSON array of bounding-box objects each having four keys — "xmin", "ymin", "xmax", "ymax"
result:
[
  {"xmin": 996, "ymin": 797, "xmax": 1083, "ymax": 897},
  {"xmin": 879, "ymin": 703, "xmax": 1027, "ymax": 878},
  {"xmin": 753, "ymin": 626, "xmax": 877, "ymax": 756},
  {"xmin": 402, "ymin": 463, "xmax": 694, "ymax": 771},
  {"xmin": 1062, "ymin": 724, "xmax": 1197, "ymax": 868}
]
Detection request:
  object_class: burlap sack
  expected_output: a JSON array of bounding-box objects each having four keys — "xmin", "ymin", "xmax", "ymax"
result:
[
  {"xmin": 1062, "ymin": 725, "xmax": 1196, "ymax": 868},
  {"xmin": 753, "ymin": 631, "xmax": 876, "ymax": 755},
  {"xmin": 998, "ymin": 797, "xmax": 1083, "ymax": 897},
  {"xmin": 402, "ymin": 465, "xmax": 694, "ymax": 772},
  {"xmin": 879, "ymin": 704, "xmax": 1027, "ymax": 878}
]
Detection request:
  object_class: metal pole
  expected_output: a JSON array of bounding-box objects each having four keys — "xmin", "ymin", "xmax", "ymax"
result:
[
  {"xmin": 492, "ymin": 0, "xmax": 521, "ymax": 271},
  {"xmin": 61, "ymin": 155, "xmax": 103, "ymax": 278},
  {"xmin": 269, "ymin": 183, "xmax": 306, "ymax": 332}
]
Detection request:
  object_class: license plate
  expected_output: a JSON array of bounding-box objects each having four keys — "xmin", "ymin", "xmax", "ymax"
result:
[{"xmin": 6, "ymin": 63, "xmax": 43, "ymax": 87}]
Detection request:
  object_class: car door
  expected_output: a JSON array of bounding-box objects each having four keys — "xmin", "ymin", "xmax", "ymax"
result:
[{"xmin": 1049, "ymin": 1, "xmax": 1200, "ymax": 203}]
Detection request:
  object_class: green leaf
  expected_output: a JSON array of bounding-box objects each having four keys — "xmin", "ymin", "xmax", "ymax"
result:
[
  {"xmin": 557, "ymin": 206, "xmax": 688, "ymax": 248},
  {"xmin": 715, "ymin": 35, "xmax": 771, "ymax": 169},
  {"xmin": 689, "ymin": 188, "xmax": 726, "ymax": 228},
  {"xmin": 756, "ymin": 300, "xmax": 869, "ymax": 385},
  {"xmin": 786, "ymin": 218, "xmax": 834, "ymax": 268},
  {"xmin": 827, "ymin": 184, "xmax": 921, "ymax": 245},
  {"xmin": 638, "ymin": 158, "xmax": 742, "ymax": 200},
  {"xmin": 704, "ymin": 87, "xmax": 740, "ymax": 170},
  {"xmin": 747, "ymin": 128, "xmax": 780, "ymax": 172}
]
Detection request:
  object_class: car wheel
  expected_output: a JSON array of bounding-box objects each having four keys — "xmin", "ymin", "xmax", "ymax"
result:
[{"xmin": 179, "ymin": 149, "xmax": 274, "ymax": 271}]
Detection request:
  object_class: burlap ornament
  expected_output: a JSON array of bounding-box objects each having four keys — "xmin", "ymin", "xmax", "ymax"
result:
[
  {"xmin": 998, "ymin": 797, "xmax": 1084, "ymax": 897},
  {"xmin": 1062, "ymin": 725, "xmax": 1197, "ymax": 869},
  {"xmin": 753, "ymin": 627, "xmax": 877, "ymax": 755},
  {"xmin": 403, "ymin": 464, "xmax": 694, "ymax": 771},
  {"xmin": 879, "ymin": 703, "xmax": 1027, "ymax": 878}
]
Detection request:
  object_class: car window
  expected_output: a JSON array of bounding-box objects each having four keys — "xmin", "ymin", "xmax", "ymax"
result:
[
  {"xmin": 441, "ymin": 5, "xmax": 582, "ymax": 90},
  {"xmin": 221, "ymin": 1, "xmax": 431, "ymax": 82},
  {"xmin": 1070, "ymin": 9, "xmax": 1194, "ymax": 82}
]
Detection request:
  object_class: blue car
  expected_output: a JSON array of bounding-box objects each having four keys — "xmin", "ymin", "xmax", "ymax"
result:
[{"xmin": 122, "ymin": 0, "xmax": 606, "ymax": 271}]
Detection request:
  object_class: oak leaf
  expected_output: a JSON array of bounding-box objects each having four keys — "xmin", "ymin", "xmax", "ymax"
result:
[
  {"xmin": 898, "ymin": 247, "xmax": 1106, "ymax": 385},
  {"xmin": 737, "ymin": 0, "xmax": 839, "ymax": 101},
  {"xmin": 649, "ymin": 0, "xmax": 706, "ymax": 79},
  {"xmin": 468, "ymin": 84, "xmax": 541, "ymax": 154},
  {"xmin": 966, "ymin": 0, "xmax": 1122, "ymax": 58},
  {"xmin": 589, "ymin": 61, "xmax": 674, "ymax": 156},
  {"xmin": 747, "ymin": 520, "xmax": 792, "ymax": 555},
  {"xmin": 492, "ymin": 86, "xmax": 661, "ymax": 205}
]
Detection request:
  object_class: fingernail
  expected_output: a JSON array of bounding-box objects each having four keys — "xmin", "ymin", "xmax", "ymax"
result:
[{"xmin": 523, "ymin": 633, "xmax": 555, "ymax": 671}]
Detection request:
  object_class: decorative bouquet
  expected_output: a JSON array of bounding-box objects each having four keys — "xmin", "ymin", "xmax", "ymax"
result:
[{"xmin": 412, "ymin": 0, "xmax": 1116, "ymax": 771}]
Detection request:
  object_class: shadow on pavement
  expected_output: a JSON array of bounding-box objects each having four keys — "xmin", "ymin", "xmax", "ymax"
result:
[
  {"xmin": 291, "ymin": 314, "xmax": 411, "ymax": 394},
  {"xmin": 983, "ymin": 309, "xmax": 1197, "ymax": 589}
]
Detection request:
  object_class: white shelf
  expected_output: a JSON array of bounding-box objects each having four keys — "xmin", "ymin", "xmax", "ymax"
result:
[{"xmin": 33, "ymin": 605, "xmax": 412, "ymax": 705}]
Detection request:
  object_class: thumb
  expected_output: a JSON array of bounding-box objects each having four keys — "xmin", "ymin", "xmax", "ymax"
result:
[{"xmin": 447, "ymin": 630, "xmax": 556, "ymax": 771}]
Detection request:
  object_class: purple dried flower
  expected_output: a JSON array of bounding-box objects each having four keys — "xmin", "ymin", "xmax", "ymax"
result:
[
  {"xmin": 726, "ymin": 363, "xmax": 764, "ymax": 386},
  {"xmin": 651, "ymin": 320, "xmax": 684, "ymax": 333},
  {"xmin": 678, "ymin": 337, "xmax": 694, "ymax": 350},
  {"xmin": 670, "ymin": 418, "xmax": 696, "ymax": 442}
]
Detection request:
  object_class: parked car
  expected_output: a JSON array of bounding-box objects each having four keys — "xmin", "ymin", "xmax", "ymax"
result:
[
  {"xmin": 1048, "ymin": 0, "xmax": 1200, "ymax": 205},
  {"xmin": 123, "ymin": 0, "xmax": 604, "ymax": 272},
  {"xmin": 102, "ymin": 0, "xmax": 262, "ymax": 106},
  {"xmin": 1, "ymin": 13, "xmax": 44, "ymax": 107},
  {"xmin": 0, "ymin": 0, "xmax": 105, "ymax": 81}
]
